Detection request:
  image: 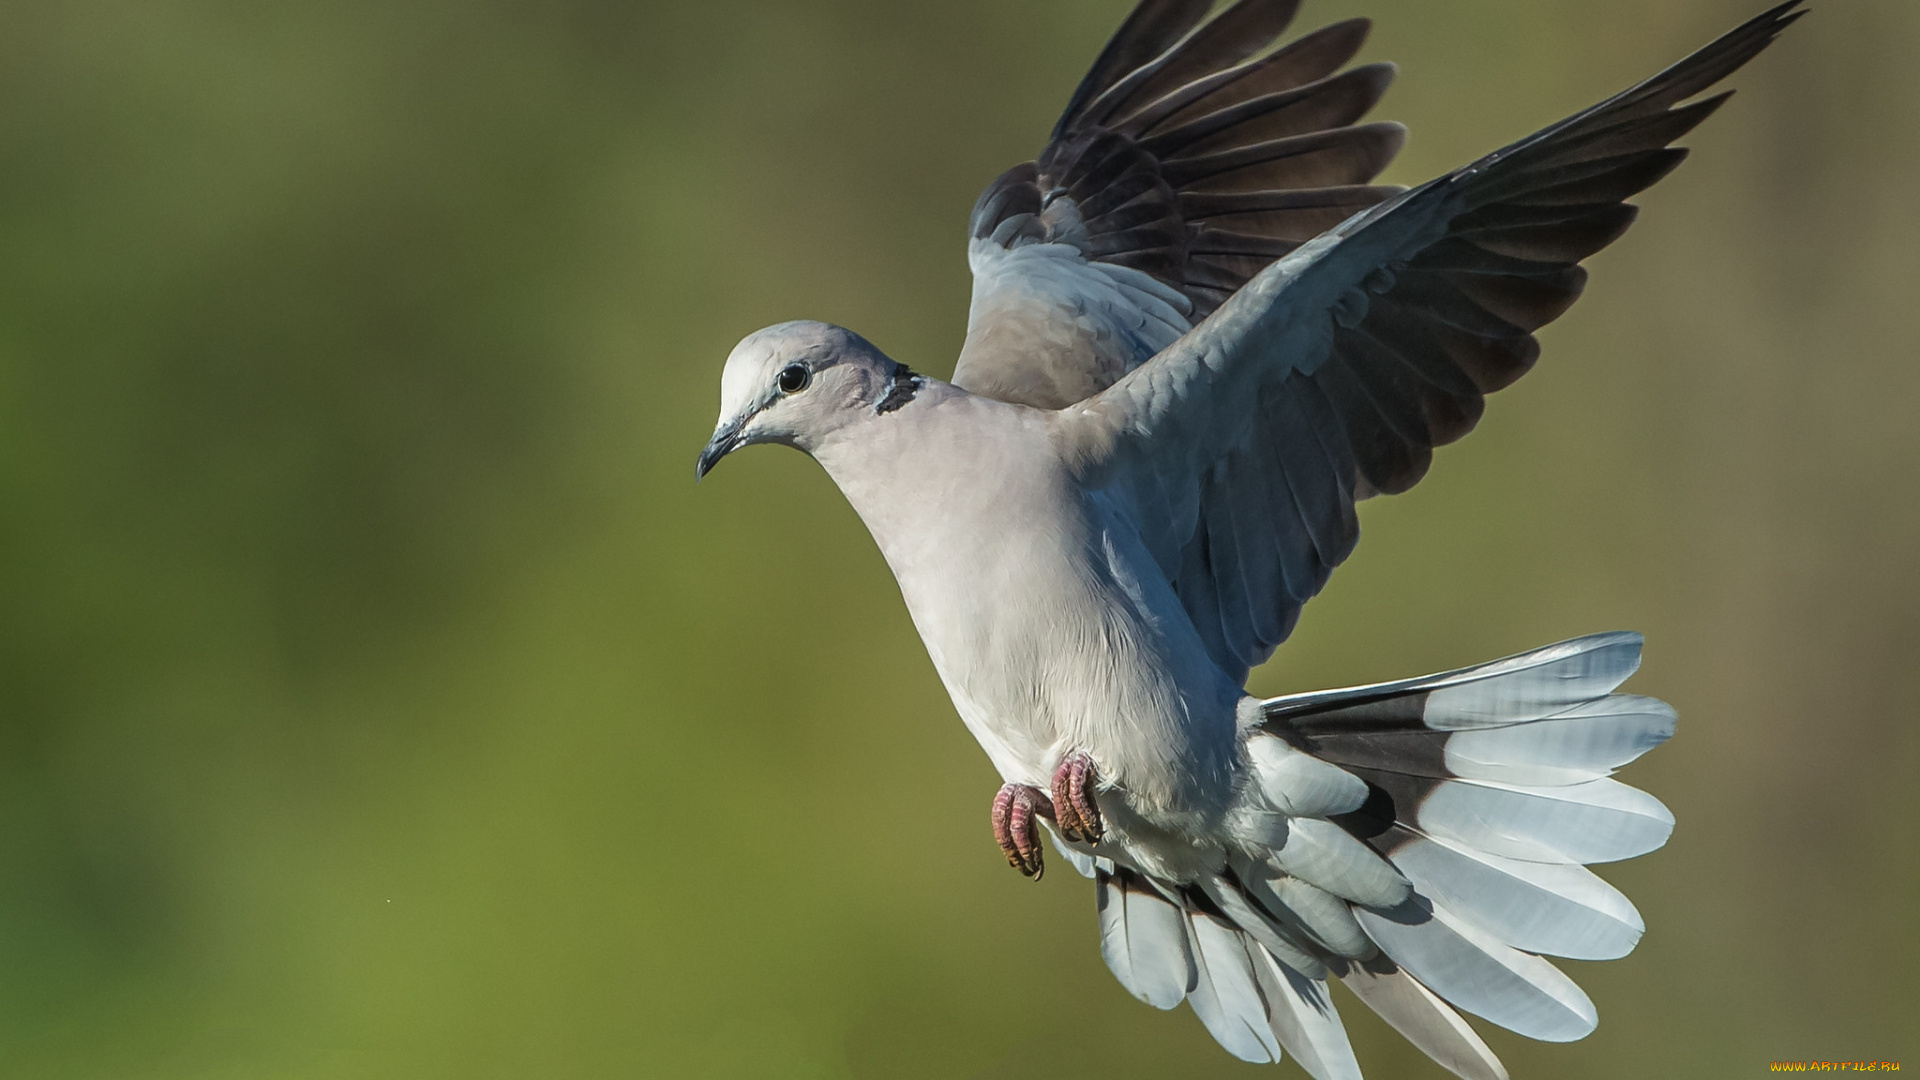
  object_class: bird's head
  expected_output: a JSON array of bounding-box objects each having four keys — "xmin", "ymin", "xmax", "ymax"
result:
[{"xmin": 697, "ymin": 321, "xmax": 908, "ymax": 479}]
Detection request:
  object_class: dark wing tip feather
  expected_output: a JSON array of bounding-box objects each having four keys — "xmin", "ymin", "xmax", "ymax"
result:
[
  {"xmin": 1084, "ymin": 0, "xmax": 1305, "ymax": 129},
  {"xmin": 1054, "ymin": 0, "xmax": 1215, "ymax": 140},
  {"xmin": 1295, "ymin": 2, "xmax": 1800, "ymax": 507},
  {"xmin": 1132, "ymin": 17, "xmax": 1376, "ymax": 136},
  {"xmin": 1651, "ymin": 0, "xmax": 1807, "ymax": 104},
  {"xmin": 972, "ymin": 1, "xmax": 1408, "ymax": 333},
  {"xmin": 1139, "ymin": 61, "xmax": 1397, "ymax": 159},
  {"xmin": 1476, "ymin": 1, "xmax": 1804, "ymax": 181},
  {"xmin": 1607, "ymin": 0, "xmax": 1804, "ymax": 114}
]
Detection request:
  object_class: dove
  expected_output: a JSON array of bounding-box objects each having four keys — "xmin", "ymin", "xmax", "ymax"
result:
[{"xmin": 697, "ymin": 3, "xmax": 1799, "ymax": 1075}]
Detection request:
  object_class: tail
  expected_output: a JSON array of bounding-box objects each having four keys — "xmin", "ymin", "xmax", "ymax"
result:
[{"xmin": 1067, "ymin": 632, "xmax": 1676, "ymax": 1079}]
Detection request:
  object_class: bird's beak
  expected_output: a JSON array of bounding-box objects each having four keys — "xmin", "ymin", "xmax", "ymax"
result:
[{"xmin": 695, "ymin": 419, "xmax": 745, "ymax": 480}]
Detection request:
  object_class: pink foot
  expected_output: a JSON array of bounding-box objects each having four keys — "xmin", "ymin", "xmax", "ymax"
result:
[
  {"xmin": 1051, "ymin": 752, "xmax": 1104, "ymax": 844},
  {"xmin": 991, "ymin": 783, "xmax": 1053, "ymax": 878}
]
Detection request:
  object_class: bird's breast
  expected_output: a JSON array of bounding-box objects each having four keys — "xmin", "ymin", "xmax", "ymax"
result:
[{"xmin": 814, "ymin": 394, "xmax": 1240, "ymax": 814}]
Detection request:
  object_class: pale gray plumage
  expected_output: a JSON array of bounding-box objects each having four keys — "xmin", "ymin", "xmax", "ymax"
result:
[
  {"xmin": 698, "ymin": 2, "xmax": 1799, "ymax": 1075},
  {"xmin": 1386, "ymin": 832, "xmax": 1644, "ymax": 960},
  {"xmin": 1353, "ymin": 899, "xmax": 1598, "ymax": 1042},
  {"xmin": 1339, "ymin": 962, "xmax": 1507, "ymax": 1080},
  {"xmin": 1188, "ymin": 908, "xmax": 1284, "ymax": 1062},
  {"xmin": 1258, "ymin": 954, "xmax": 1363, "ymax": 1080},
  {"xmin": 1098, "ymin": 865, "xmax": 1197, "ymax": 1008}
]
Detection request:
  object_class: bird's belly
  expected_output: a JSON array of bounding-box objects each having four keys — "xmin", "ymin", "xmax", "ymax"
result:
[
  {"xmin": 890, "ymin": 514, "xmax": 1241, "ymax": 817},
  {"xmin": 820, "ymin": 396, "xmax": 1241, "ymax": 819}
]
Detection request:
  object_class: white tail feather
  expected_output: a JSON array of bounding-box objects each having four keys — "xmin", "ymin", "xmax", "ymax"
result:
[
  {"xmin": 1275, "ymin": 818, "xmax": 1412, "ymax": 908},
  {"xmin": 1339, "ymin": 963, "xmax": 1509, "ymax": 1080},
  {"xmin": 1186, "ymin": 913, "xmax": 1284, "ymax": 1063},
  {"xmin": 1202, "ymin": 875, "xmax": 1329, "ymax": 977},
  {"xmin": 1097, "ymin": 868, "xmax": 1197, "ymax": 1009},
  {"xmin": 1081, "ymin": 634, "xmax": 1677, "ymax": 1072},
  {"xmin": 1355, "ymin": 901, "xmax": 1598, "ymax": 1042},
  {"xmin": 1388, "ymin": 828, "xmax": 1644, "ymax": 960},
  {"xmin": 1443, "ymin": 694, "xmax": 1676, "ymax": 785},
  {"xmin": 1413, "ymin": 776, "xmax": 1674, "ymax": 864},
  {"xmin": 1261, "ymin": 633, "xmax": 1645, "ymax": 729},
  {"xmin": 1419, "ymin": 632, "xmax": 1644, "ymax": 729},
  {"xmin": 1248, "ymin": 736, "xmax": 1370, "ymax": 815},
  {"xmin": 1238, "ymin": 866, "xmax": 1373, "ymax": 959},
  {"xmin": 1256, "ymin": 950, "xmax": 1363, "ymax": 1080}
]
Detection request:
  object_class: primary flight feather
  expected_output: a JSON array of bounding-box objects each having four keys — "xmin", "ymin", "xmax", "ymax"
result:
[{"xmin": 697, "ymin": 3, "xmax": 1800, "ymax": 1075}]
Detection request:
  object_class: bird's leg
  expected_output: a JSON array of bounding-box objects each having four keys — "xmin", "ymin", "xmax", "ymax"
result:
[
  {"xmin": 1051, "ymin": 751, "xmax": 1104, "ymax": 844},
  {"xmin": 991, "ymin": 783, "xmax": 1054, "ymax": 879}
]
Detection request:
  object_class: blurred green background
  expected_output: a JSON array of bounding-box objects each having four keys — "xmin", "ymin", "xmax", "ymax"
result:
[{"xmin": 0, "ymin": 0, "xmax": 1913, "ymax": 1076}]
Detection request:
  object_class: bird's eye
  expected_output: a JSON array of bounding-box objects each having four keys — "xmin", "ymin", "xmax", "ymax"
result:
[{"xmin": 777, "ymin": 363, "xmax": 811, "ymax": 394}]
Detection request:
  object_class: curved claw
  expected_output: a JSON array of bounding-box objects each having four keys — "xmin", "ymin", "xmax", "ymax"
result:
[
  {"xmin": 991, "ymin": 783, "xmax": 1054, "ymax": 879},
  {"xmin": 1051, "ymin": 752, "xmax": 1104, "ymax": 844}
]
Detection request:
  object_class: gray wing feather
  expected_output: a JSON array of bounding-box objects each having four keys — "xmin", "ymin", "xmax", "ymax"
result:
[{"xmin": 1064, "ymin": 3, "xmax": 1800, "ymax": 682}]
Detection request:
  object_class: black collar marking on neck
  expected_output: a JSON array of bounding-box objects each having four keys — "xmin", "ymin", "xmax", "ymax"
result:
[{"xmin": 875, "ymin": 362, "xmax": 922, "ymax": 415}]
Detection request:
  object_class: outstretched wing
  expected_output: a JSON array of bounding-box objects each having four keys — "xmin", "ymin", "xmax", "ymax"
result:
[
  {"xmin": 1063, "ymin": 2, "xmax": 1803, "ymax": 684},
  {"xmin": 953, "ymin": 0, "xmax": 1405, "ymax": 409}
]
